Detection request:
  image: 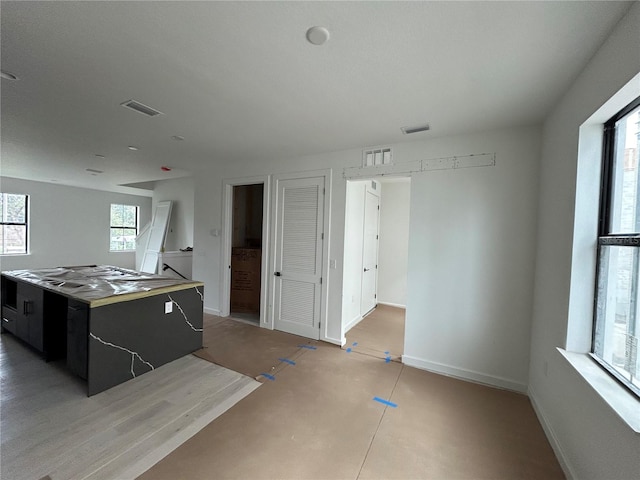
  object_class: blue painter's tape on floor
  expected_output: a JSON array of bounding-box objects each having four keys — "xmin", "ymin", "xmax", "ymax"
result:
[
  {"xmin": 384, "ymin": 351, "xmax": 389, "ymax": 355},
  {"xmin": 346, "ymin": 347, "xmax": 352, "ymax": 353},
  {"xmin": 298, "ymin": 344, "xmax": 317, "ymax": 350},
  {"xmin": 373, "ymin": 396, "xmax": 398, "ymax": 408},
  {"xmin": 385, "ymin": 356, "xmax": 391, "ymax": 363},
  {"xmin": 278, "ymin": 358, "xmax": 296, "ymax": 365},
  {"xmin": 352, "ymin": 342, "xmax": 358, "ymax": 346},
  {"xmin": 260, "ymin": 373, "xmax": 276, "ymax": 381}
]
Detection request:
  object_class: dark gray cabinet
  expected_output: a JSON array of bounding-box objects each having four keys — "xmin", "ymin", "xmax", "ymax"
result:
[
  {"xmin": 1, "ymin": 277, "xmax": 66, "ymax": 360},
  {"xmin": 67, "ymin": 300, "xmax": 88, "ymax": 379},
  {"xmin": 17, "ymin": 282, "xmax": 44, "ymax": 350}
]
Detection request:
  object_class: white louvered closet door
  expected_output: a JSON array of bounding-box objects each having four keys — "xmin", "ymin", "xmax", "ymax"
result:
[{"xmin": 273, "ymin": 176, "xmax": 324, "ymax": 339}]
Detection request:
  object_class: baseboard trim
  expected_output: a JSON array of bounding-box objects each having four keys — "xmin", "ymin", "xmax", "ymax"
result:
[
  {"xmin": 204, "ymin": 307, "xmax": 221, "ymax": 316},
  {"xmin": 402, "ymin": 354, "xmax": 527, "ymax": 394},
  {"xmin": 377, "ymin": 301, "xmax": 406, "ymax": 309},
  {"xmin": 528, "ymin": 384, "xmax": 576, "ymax": 480},
  {"xmin": 322, "ymin": 336, "xmax": 343, "ymax": 346},
  {"xmin": 344, "ymin": 314, "xmax": 363, "ymax": 334}
]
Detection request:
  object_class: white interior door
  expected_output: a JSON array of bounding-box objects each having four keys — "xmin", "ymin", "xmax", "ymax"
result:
[
  {"xmin": 360, "ymin": 189, "xmax": 379, "ymax": 315},
  {"xmin": 140, "ymin": 201, "xmax": 173, "ymax": 273},
  {"xmin": 273, "ymin": 176, "xmax": 324, "ymax": 339}
]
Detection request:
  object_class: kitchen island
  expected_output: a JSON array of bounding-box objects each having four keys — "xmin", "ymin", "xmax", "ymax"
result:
[{"xmin": 1, "ymin": 265, "xmax": 204, "ymax": 396}]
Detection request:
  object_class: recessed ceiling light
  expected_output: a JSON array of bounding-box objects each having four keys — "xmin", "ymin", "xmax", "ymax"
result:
[
  {"xmin": 128, "ymin": 146, "xmax": 139, "ymax": 151},
  {"xmin": 171, "ymin": 135, "xmax": 185, "ymax": 141},
  {"xmin": 306, "ymin": 26, "xmax": 330, "ymax": 46},
  {"xmin": 401, "ymin": 124, "xmax": 430, "ymax": 135},
  {"xmin": 0, "ymin": 70, "xmax": 19, "ymax": 81}
]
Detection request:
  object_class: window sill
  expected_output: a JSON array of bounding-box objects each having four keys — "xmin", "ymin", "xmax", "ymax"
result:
[{"xmin": 557, "ymin": 348, "xmax": 640, "ymax": 433}]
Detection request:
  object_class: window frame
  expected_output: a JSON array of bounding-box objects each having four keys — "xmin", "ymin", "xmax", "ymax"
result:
[
  {"xmin": 593, "ymin": 95, "xmax": 640, "ymax": 398},
  {"xmin": 109, "ymin": 203, "xmax": 139, "ymax": 252},
  {"xmin": 0, "ymin": 192, "xmax": 29, "ymax": 255}
]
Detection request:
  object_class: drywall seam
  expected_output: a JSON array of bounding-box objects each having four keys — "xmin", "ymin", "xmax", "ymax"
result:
[{"xmin": 402, "ymin": 354, "xmax": 528, "ymax": 393}]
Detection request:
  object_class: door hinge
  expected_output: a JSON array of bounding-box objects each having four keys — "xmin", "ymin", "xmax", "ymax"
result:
[
  {"xmin": 323, "ymin": 187, "xmax": 325, "ymax": 195},
  {"xmin": 320, "ymin": 277, "xmax": 323, "ymax": 284},
  {"xmin": 377, "ymin": 205, "xmax": 380, "ymax": 210},
  {"xmin": 376, "ymin": 235, "xmax": 379, "ymax": 240},
  {"xmin": 318, "ymin": 322, "xmax": 321, "ymax": 329},
  {"xmin": 321, "ymin": 232, "xmax": 324, "ymax": 239},
  {"xmin": 374, "ymin": 294, "xmax": 377, "ymax": 299}
]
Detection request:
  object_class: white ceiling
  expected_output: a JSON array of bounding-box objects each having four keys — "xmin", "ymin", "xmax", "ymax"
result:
[{"xmin": 0, "ymin": 1, "xmax": 632, "ymax": 194}]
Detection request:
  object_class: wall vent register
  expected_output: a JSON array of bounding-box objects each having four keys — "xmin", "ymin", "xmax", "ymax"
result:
[{"xmin": 363, "ymin": 147, "xmax": 392, "ymax": 168}]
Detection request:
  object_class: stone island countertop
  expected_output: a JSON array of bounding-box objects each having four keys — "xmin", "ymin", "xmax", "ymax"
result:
[{"xmin": 1, "ymin": 265, "xmax": 204, "ymax": 308}]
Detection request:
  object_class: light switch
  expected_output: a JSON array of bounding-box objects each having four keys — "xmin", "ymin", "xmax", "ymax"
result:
[{"xmin": 165, "ymin": 301, "xmax": 173, "ymax": 314}]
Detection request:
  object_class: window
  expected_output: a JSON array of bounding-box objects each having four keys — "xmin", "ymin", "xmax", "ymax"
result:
[
  {"xmin": 0, "ymin": 193, "xmax": 29, "ymax": 255},
  {"xmin": 110, "ymin": 204, "xmax": 138, "ymax": 251},
  {"xmin": 594, "ymin": 95, "xmax": 640, "ymax": 397}
]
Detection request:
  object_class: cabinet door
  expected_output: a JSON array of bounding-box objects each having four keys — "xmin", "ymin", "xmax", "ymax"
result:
[
  {"xmin": 17, "ymin": 283, "xmax": 44, "ymax": 350},
  {"xmin": 67, "ymin": 301, "xmax": 88, "ymax": 379}
]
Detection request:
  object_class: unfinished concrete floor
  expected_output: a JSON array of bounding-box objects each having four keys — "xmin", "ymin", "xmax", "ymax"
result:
[{"xmin": 139, "ymin": 310, "xmax": 564, "ymax": 480}]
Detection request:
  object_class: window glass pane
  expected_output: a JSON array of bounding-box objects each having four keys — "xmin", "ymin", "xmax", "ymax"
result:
[
  {"xmin": 123, "ymin": 205, "xmax": 137, "ymax": 228},
  {"xmin": 5, "ymin": 194, "xmax": 26, "ymax": 223},
  {"xmin": 122, "ymin": 228, "xmax": 136, "ymax": 250},
  {"xmin": 110, "ymin": 228, "xmax": 124, "ymax": 251},
  {"xmin": 111, "ymin": 204, "xmax": 124, "ymax": 227},
  {"xmin": 110, "ymin": 204, "xmax": 138, "ymax": 251},
  {"xmin": 1, "ymin": 225, "xmax": 27, "ymax": 254},
  {"xmin": 608, "ymin": 105, "xmax": 640, "ymax": 234},
  {"xmin": 595, "ymin": 245, "xmax": 640, "ymax": 391}
]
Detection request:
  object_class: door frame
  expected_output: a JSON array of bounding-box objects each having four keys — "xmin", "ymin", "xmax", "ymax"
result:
[
  {"xmin": 270, "ymin": 169, "xmax": 332, "ymax": 341},
  {"xmin": 220, "ymin": 175, "xmax": 271, "ymax": 328},
  {"xmin": 360, "ymin": 181, "xmax": 381, "ymax": 316}
]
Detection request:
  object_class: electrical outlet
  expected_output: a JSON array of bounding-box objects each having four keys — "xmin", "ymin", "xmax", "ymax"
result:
[{"xmin": 165, "ymin": 301, "xmax": 173, "ymax": 314}]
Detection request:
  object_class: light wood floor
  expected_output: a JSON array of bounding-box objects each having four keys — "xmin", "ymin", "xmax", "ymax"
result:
[{"xmin": 0, "ymin": 332, "xmax": 260, "ymax": 480}]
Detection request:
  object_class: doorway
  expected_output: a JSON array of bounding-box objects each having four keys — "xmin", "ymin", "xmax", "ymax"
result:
[
  {"xmin": 229, "ymin": 184, "xmax": 264, "ymax": 324},
  {"xmin": 272, "ymin": 174, "xmax": 326, "ymax": 340},
  {"xmin": 342, "ymin": 177, "xmax": 411, "ymax": 357}
]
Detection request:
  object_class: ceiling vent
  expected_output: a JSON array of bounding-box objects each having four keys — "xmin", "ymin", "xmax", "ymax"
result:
[
  {"xmin": 401, "ymin": 124, "xmax": 430, "ymax": 135},
  {"xmin": 120, "ymin": 99, "xmax": 164, "ymax": 117}
]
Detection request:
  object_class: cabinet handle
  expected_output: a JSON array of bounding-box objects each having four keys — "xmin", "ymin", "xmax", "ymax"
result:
[{"xmin": 23, "ymin": 300, "xmax": 28, "ymax": 315}]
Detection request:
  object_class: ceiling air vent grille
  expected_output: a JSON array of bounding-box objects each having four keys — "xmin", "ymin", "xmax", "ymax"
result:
[
  {"xmin": 120, "ymin": 99, "xmax": 164, "ymax": 117},
  {"xmin": 363, "ymin": 147, "xmax": 392, "ymax": 167},
  {"xmin": 401, "ymin": 124, "xmax": 430, "ymax": 135}
]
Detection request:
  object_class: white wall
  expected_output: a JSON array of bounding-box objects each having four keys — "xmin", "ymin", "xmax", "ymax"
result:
[
  {"xmin": 342, "ymin": 180, "xmax": 367, "ymax": 332},
  {"xmin": 529, "ymin": 3, "xmax": 640, "ymax": 479},
  {"xmin": 192, "ymin": 124, "xmax": 540, "ymax": 364},
  {"xmin": 152, "ymin": 176, "xmax": 194, "ymax": 252},
  {"xmin": 402, "ymin": 127, "xmax": 541, "ymax": 393},
  {"xmin": 377, "ymin": 180, "xmax": 410, "ymax": 307},
  {"xmin": 0, "ymin": 177, "xmax": 152, "ymax": 271}
]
